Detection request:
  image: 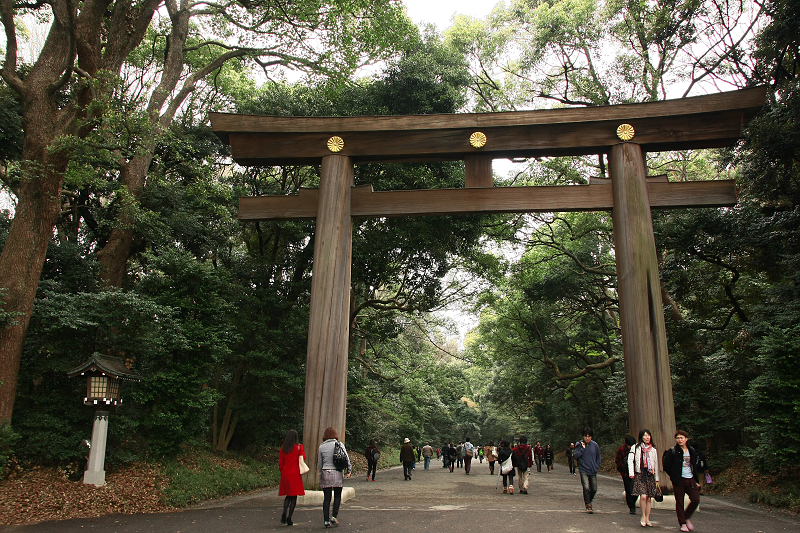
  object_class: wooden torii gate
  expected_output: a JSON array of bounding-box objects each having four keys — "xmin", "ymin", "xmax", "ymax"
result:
[{"xmin": 211, "ymin": 87, "xmax": 766, "ymax": 489}]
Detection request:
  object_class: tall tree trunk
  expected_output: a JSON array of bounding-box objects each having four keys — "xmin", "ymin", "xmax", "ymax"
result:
[
  {"xmin": 96, "ymin": 152, "xmax": 154, "ymax": 286},
  {"xmin": 0, "ymin": 136, "xmax": 67, "ymax": 422}
]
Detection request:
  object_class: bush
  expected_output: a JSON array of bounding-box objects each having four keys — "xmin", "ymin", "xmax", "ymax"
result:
[
  {"xmin": 0, "ymin": 424, "xmax": 21, "ymax": 478},
  {"xmin": 161, "ymin": 447, "xmax": 279, "ymax": 507}
]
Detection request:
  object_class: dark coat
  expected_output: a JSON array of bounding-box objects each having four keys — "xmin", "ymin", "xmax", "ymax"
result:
[
  {"xmin": 400, "ymin": 443, "xmax": 415, "ymax": 462},
  {"xmin": 662, "ymin": 445, "xmax": 700, "ymax": 486}
]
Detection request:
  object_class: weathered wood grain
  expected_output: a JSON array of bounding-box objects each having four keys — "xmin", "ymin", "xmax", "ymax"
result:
[
  {"xmin": 211, "ymin": 86, "xmax": 766, "ymax": 133},
  {"xmin": 225, "ymin": 109, "xmax": 752, "ymax": 165},
  {"xmin": 465, "ymin": 154, "xmax": 493, "ymax": 188},
  {"xmin": 301, "ymin": 155, "xmax": 353, "ymax": 490},
  {"xmin": 610, "ymin": 143, "xmax": 676, "ymax": 485},
  {"xmin": 238, "ymin": 180, "xmax": 737, "ymax": 220}
]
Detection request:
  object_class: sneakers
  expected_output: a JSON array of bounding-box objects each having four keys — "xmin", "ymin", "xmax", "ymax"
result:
[
  {"xmin": 509, "ymin": 486, "xmax": 514, "ymax": 494},
  {"xmin": 330, "ymin": 517, "xmax": 338, "ymax": 527},
  {"xmin": 680, "ymin": 525, "xmax": 690, "ymax": 532},
  {"xmin": 685, "ymin": 520, "xmax": 694, "ymax": 531},
  {"xmin": 324, "ymin": 521, "xmax": 331, "ymax": 528},
  {"xmin": 503, "ymin": 487, "xmax": 508, "ymax": 493},
  {"xmin": 586, "ymin": 504, "xmax": 593, "ymax": 514}
]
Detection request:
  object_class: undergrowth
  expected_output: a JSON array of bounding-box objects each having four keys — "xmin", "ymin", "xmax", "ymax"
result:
[{"xmin": 161, "ymin": 446, "xmax": 280, "ymax": 507}]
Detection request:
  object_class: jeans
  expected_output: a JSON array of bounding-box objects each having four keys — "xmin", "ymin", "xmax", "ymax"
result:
[
  {"xmin": 580, "ymin": 471, "xmax": 598, "ymax": 505},
  {"xmin": 464, "ymin": 456, "xmax": 472, "ymax": 473},
  {"xmin": 424, "ymin": 456, "xmax": 431, "ymax": 469},
  {"xmin": 322, "ymin": 487, "xmax": 342, "ymax": 521},
  {"xmin": 674, "ymin": 477, "xmax": 700, "ymax": 525},
  {"xmin": 367, "ymin": 460, "xmax": 377, "ymax": 480}
]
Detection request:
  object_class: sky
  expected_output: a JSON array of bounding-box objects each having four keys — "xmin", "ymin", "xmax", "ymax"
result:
[{"xmin": 402, "ymin": 0, "xmax": 498, "ymax": 30}]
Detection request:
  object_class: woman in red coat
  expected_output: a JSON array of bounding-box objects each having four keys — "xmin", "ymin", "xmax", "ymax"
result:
[{"xmin": 279, "ymin": 429, "xmax": 306, "ymax": 526}]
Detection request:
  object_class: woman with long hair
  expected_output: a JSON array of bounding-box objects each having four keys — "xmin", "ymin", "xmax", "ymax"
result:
[
  {"xmin": 544, "ymin": 444, "xmax": 554, "ymax": 472},
  {"xmin": 317, "ymin": 426, "xmax": 352, "ymax": 528},
  {"xmin": 628, "ymin": 429, "xmax": 660, "ymax": 527},
  {"xmin": 278, "ymin": 429, "xmax": 305, "ymax": 526},
  {"xmin": 496, "ymin": 439, "xmax": 516, "ymax": 494},
  {"xmin": 365, "ymin": 439, "xmax": 380, "ymax": 481}
]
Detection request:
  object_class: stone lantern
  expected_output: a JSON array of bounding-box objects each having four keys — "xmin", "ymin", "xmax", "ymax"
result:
[{"xmin": 67, "ymin": 353, "xmax": 141, "ymax": 486}]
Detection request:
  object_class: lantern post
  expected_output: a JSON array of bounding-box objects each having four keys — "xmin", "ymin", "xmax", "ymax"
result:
[{"xmin": 67, "ymin": 353, "xmax": 141, "ymax": 486}]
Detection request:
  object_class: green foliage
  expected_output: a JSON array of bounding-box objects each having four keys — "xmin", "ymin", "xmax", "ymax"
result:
[
  {"xmin": 0, "ymin": 423, "xmax": 21, "ymax": 476},
  {"xmin": 161, "ymin": 448, "xmax": 280, "ymax": 507}
]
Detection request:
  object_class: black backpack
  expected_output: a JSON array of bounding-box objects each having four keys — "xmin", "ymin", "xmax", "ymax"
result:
[{"xmin": 515, "ymin": 446, "xmax": 529, "ymax": 468}]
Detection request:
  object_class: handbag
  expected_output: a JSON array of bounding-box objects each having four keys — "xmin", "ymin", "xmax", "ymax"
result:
[
  {"xmin": 299, "ymin": 454, "xmax": 310, "ymax": 475},
  {"xmin": 465, "ymin": 448, "xmax": 474, "ymax": 457},
  {"xmin": 333, "ymin": 440, "xmax": 349, "ymax": 471},
  {"xmin": 705, "ymin": 472, "xmax": 713, "ymax": 484},
  {"xmin": 500, "ymin": 453, "xmax": 514, "ymax": 474}
]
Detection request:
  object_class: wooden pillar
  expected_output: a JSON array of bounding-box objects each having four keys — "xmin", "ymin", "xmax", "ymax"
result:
[
  {"xmin": 302, "ymin": 154, "xmax": 354, "ymax": 489},
  {"xmin": 609, "ymin": 143, "xmax": 676, "ymax": 486},
  {"xmin": 465, "ymin": 154, "xmax": 493, "ymax": 188}
]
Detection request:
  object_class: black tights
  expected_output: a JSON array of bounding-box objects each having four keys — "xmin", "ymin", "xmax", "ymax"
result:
[
  {"xmin": 282, "ymin": 496, "xmax": 297, "ymax": 521},
  {"xmin": 322, "ymin": 487, "xmax": 342, "ymax": 521}
]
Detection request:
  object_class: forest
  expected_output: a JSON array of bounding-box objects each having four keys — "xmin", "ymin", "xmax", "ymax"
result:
[{"xmin": 0, "ymin": 0, "xmax": 798, "ymax": 511}]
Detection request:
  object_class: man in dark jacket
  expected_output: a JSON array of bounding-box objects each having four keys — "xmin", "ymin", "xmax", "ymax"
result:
[
  {"xmin": 662, "ymin": 430, "xmax": 701, "ymax": 532},
  {"xmin": 400, "ymin": 438, "xmax": 415, "ymax": 480},
  {"xmin": 615, "ymin": 435, "xmax": 637, "ymax": 514},
  {"xmin": 573, "ymin": 427, "xmax": 602, "ymax": 514},
  {"xmin": 514, "ymin": 436, "xmax": 534, "ymax": 494}
]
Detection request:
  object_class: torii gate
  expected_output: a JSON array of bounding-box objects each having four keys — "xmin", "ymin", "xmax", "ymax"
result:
[{"xmin": 211, "ymin": 87, "xmax": 766, "ymax": 489}]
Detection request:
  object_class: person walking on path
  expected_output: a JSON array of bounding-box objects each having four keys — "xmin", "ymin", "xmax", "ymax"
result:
[
  {"xmin": 365, "ymin": 440, "xmax": 380, "ymax": 482},
  {"xmin": 573, "ymin": 427, "xmax": 602, "ymax": 514},
  {"xmin": 629, "ymin": 429, "xmax": 660, "ymax": 527},
  {"xmin": 278, "ymin": 429, "xmax": 305, "ymax": 526},
  {"xmin": 616, "ymin": 435, "xmax": 637, "ymax": 515},
  {"xmin": 463, "ymin": 438, "xmax": 475, "ymax": 474},
  {"xmin": 544, "ymin": 444, "xmax": 554, "ymax": 473},
  {"xmin": 400, "ymin": 438, "xmax": 416, "ymax": 480},
  {"xmin": 456, "ymin": 442, "xmax": 464, "ymax": 469},
  {"xmin": 485, "ymin": 441, "xmax": 497, "ymax": 474},
  {"xmin": 317, "ymin": 427, "xmax": 352, "ymax": 528},
  {"xmin": 663, "ymin": 430, "xmax": 702, "ymax": 532},
  {"xmin": 513, "ymin": 436, "xmax": 533, "ymax": 494},
  {"xmin": 534, "ymin": 441, "xmax": 545, "ymax": 472},
  {"xmin": 478, "ymin": 446, "xmax": 484, "ymax": 463},
  {"xmin": 566, "ymin": 442, "xmax": 576, "ymax": 475},
  {"xmin": 497, "ymin": 440, "xmax": 517, "ymax": 494},
  {"xmin": 422, "ymin": 443, "xmax": 434, "ymax": 469}
]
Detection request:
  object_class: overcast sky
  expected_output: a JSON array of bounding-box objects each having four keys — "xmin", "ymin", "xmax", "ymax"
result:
[{"xmin": 402, "ymin": 0, "xmax": 498, "ymax": 30}]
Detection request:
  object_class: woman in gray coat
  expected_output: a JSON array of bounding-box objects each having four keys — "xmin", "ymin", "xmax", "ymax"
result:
[{"xmin": 317, "ymin": 426, "xmax": 352, "ymax": 528}]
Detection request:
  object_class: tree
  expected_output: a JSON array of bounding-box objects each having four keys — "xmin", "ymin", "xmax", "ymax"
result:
[{"xmin": 0, "ymin": 0, "xmax": 414, "ymax": 424}]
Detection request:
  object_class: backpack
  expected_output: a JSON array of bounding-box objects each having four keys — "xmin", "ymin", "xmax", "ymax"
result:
[
  {"xmin": 515, "ymin": 445, "xmax": 529, "ymax": 468},
  {"xmin": 333, "ymin": 441, "xmax": 348, "ymax": 471},
  {"xmin": 372, "ymin": 448, "xmax": 381, "ymax": 463}
]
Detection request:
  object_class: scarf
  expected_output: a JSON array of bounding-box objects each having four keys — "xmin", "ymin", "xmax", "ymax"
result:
[{"xmin": 640, "ymin": 443, "xmax": 654, "ymax": 473}]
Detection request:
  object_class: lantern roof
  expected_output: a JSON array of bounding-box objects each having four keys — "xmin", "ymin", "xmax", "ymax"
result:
[{"xmin": 67, "ymin": 353, "xmax": 141, "ymax": 381}]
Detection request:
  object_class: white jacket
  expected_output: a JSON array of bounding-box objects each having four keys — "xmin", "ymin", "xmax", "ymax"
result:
[{"xmin": 628, "ymin": 443, "xmax": 660, "ymax": 482}]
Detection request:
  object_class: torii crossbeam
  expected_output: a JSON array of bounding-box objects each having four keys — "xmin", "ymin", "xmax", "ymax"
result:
[{"xmin": 211, "ymin": 87, "xmax": 766, "ymax": 489}]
